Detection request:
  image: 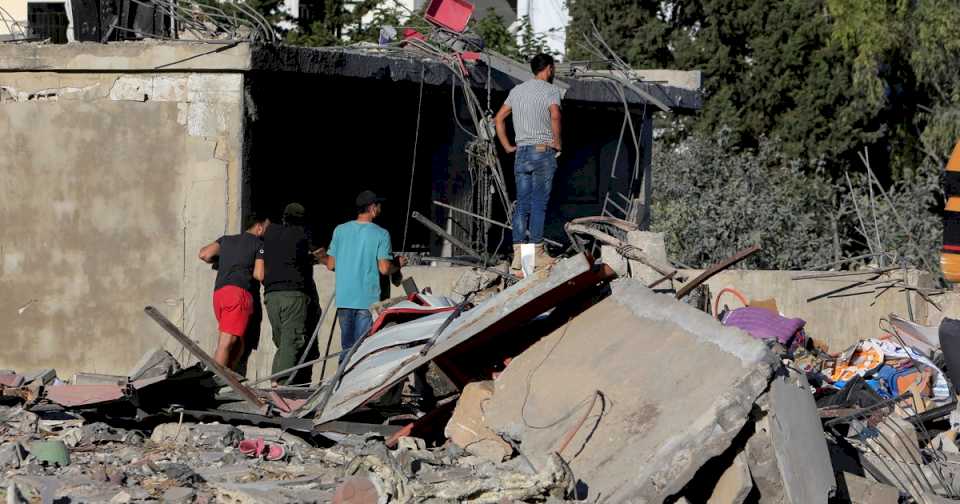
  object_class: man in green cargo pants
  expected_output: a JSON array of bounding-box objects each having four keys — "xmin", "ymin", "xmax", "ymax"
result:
[{"xmin": 262, "ymin": 203, "xmax": 320, "ymax": 386}]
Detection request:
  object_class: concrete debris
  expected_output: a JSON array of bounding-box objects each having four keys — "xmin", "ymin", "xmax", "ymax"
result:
[
  {"xmin": 161, "ymin": 486, "xmax": 196, "ymax": 504},
  {"xmin": 444, "ymin": 380, "xmax": 513, "ymax": 463},
  {"xmin": 3, "ymin": 209, "xmax": 960, "ymax": 504},
  {"xmin": 23, "ymin": 369, "xmax": 56, "ymax": 386},
  {"xmin": 840, "ymin": 472, "xmax": 898, "ymax": 504},
  {"xmin": 744, "ymin": 416, "xmax": 787, "ymax": 502},
  {"xmin": 484, "ymin": 278, "xmax": 776, "ymax": 502},
  {"xmin": 0, "ymin": 442, "xmax": 28, "ymax": 469},
  {"xmin": 707, "ymin": 452, "xmax": 752, "ymax": 504},
  {"xmin": 0, "ymin": 407, "xmax": 38, "ymax": 435},
  {"xmin": 768, "ymin": 371, "xmax": 836, "ymax": 503},
  {"xmin": 79, "ymin": 422, "xmax": 145, "ymax": 446},
  {"xmin": 150, "ymin": 422, "xmax": 243, "ymax": 449},
  {"xmin": 128, "ymin": 347, "xmax": 182, "ymax": 381}
]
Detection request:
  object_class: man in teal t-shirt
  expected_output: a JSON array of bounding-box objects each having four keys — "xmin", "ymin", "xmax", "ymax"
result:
[{"xmin": 324, "ymin": 190, "xmax": 405, "ymax": 363}]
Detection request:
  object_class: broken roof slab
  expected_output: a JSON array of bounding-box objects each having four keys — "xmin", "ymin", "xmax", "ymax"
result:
[
  {"xmin": 483, "ymin": 278, "xmax": 778, "ymax": 502},
  {"xmin": 309, "ymin": 253, "xmax": 615, "ymax": 423},
  {"xmin": 0, "ymin": 41, "xmax": 702, "ymax": 111}
]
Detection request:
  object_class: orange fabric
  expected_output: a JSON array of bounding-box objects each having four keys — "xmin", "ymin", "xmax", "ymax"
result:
[
  {"xmin": 942, "ymin": 253, "xmax": 960, "ymax": 283},
  {"xmin": 947, "ymin": 140, "xmax": 960, "ymax": 172},
  {"xmin": 831, "ymin": 341, "xmax": 884, "ymax": 383},
  {"xmin": 896, "ymin": 371, "xmax": 930, "ymax": 398}
]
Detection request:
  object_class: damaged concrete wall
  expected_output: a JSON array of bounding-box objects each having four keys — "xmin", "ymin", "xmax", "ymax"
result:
[
  {"xmin": 0, "ymin": 63, "xmax": 244, "ymax": 378},
  {"xmin": 688, "ymin": 269, "xmax": 948, "ymax": 351}
]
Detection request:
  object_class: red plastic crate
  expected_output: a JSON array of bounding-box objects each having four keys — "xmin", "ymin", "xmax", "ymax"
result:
[{"xmin": 424, "ymin": 0, "xmax": 475, "ymax": 33}]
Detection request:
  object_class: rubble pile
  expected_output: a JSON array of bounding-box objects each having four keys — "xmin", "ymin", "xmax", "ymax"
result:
[{"xmin": 3, "ymin": 248, "xmax": 960, "ymax": 503}]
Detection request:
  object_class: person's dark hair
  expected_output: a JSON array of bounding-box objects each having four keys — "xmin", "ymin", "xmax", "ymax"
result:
[
  {"xmin": 530, "ymin": 53, "xmax": 555, "ymax": 75},
  {"xmin": 283, "ymin": 214, "xmax": 304, "ymax": 226},
  {"xmin": 357, "ymin": 203, "xmax": 373, "ymax": 215},
  {"xmin": 282, "ymin": 202, "xmax": 306, "ymax": 226},
  {"xmin": 243, "ymin": 212, "xmax": 267, "ymax": 231}
]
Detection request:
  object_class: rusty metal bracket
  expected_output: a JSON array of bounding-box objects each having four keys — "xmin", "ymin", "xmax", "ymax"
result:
[{"xmin": 675, "ymin": 245, "xmax": 760, "ymax": 300}]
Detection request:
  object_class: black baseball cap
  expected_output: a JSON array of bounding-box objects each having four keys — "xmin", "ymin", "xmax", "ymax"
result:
[{"xmin": 356, "ymin": 190, "xmax": 386, "ymax": 207}]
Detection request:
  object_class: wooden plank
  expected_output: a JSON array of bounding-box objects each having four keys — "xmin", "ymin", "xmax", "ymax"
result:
[{"xmin": 144, "ymin": 306, "xmax": 266, "ymax": 411}]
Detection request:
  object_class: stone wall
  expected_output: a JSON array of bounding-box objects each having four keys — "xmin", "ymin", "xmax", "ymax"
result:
[
  {"xmin": 0, "ymin": 68, "xmax": 244, "ymax": 378},
  {"xmin": 686, "ymin": 269, "xmax": 953, "ymax": 351}
]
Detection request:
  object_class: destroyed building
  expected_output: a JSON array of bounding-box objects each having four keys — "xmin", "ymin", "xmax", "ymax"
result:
[
  {"xmin": 7, "ymin": 1, "xmax": 960, "ymax": 502},
  {"xmin": 0, "ymin": 40, "xmax": 701, "ymax": 379}
]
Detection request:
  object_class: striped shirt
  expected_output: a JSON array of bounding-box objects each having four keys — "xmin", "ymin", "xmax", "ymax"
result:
[{"xmin": 505, "ymin": 79, "xmax": 562, "ymax": 146}]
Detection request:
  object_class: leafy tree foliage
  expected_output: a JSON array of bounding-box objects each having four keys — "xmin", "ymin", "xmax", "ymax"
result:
[
  {"xmin": 652, "ymin": 132, "xmax": 942, "ymax": 270},
  {"xmin": 651, "ymin": 133, "xmax": 841, "ymax": 269},
  {"xmin": 569, "ymin": 0, "xmax": 955, "ymax": 270}
]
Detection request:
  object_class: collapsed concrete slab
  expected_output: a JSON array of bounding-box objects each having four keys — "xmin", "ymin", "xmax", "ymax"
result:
[
  {"xmin": 307, "ymin": 253, "xmax": 614, "ymax": 423},
  {"xmin": 768, "ymin": 372, "xmax": 836, "ymax": 503},
  {"xmin": 483, "ymin": 278, "xmax": 777, "ymax": 502}
]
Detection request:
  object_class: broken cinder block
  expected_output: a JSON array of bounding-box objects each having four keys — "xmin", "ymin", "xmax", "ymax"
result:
[
  {"xmin": 444, "ymin": 381, "xmax": 513, "ymax": 463},
  {"xmin": 841, "ymin": 472, "xmax": 898, "ymax": 504}
]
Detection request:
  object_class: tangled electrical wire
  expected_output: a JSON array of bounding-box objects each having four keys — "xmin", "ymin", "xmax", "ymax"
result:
[
  {"xmin": 399, "ymin": 31, "xmax": 513, "ymax": 258},
  {"xmin": 108, "ymin": 0, "xmax": 277, "ymax": 43}
]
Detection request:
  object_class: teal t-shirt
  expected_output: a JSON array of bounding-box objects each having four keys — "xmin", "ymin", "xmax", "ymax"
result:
[{"xmin": 328, "ymin": 220, "xmax": 393, "ymax": 309}]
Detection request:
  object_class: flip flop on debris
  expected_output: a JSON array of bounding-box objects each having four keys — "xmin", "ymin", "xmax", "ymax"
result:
[{"xmin": 238, "ymin": 437, "xmax": 286, "ymax": 461}]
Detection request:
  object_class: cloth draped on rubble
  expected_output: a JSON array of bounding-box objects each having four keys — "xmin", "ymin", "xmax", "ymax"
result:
[
  {"xmin": 821, "ymin": 338, "xmax": 951, "ymax": 403},
  {"xmin": 721, "ymin": 306, "xmax": 806, "ymax": 347}
]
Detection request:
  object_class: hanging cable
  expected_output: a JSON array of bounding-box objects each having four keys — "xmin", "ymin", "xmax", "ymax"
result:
[{"xmin": 401, "ymin": 64, "xmax": 426, "ymax": 252}]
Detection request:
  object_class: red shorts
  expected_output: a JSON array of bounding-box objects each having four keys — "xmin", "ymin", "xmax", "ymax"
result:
[{"xmin": 213, "ymin": 285, "xmax": 253, "ymax": 337}]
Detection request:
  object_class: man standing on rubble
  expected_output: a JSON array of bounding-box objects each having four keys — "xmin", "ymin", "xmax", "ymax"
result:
[
  {"xmin": 495, "ymin": 52, "xmax": 563, "ymax": 276},
  {"xmin": 198, "ymin": 213, "xmax": 270, "ymax": 370},
  {"xmin": 262, "ymin": 203, "xmax": 320, "ymax": 385},
  {"xmin": 319, "ymin": 191, "xmax": 405, "ymax": 363}
]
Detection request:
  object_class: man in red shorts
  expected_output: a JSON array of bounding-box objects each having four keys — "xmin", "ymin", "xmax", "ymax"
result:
[{"xmin": 198, "ymin": 214, "xmax": 270, "ymax": 369}]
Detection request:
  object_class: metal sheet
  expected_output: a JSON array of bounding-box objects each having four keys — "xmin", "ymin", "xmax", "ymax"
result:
[
  {"xmin": 314, "ymin": 253, "xmax": 607, "ymax": 423},
  {"xmin": 46, "ymin": 384, "xmax": 127, "ymax": 407},
  {"xmin": 343, "ymin": 313, "xmax": 448, "ymax": 372}
]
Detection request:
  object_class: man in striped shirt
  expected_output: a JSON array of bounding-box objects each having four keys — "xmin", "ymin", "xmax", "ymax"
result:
[{"xmin": 495, "ymin": 53, "xmax": 563, "ymax": 275}]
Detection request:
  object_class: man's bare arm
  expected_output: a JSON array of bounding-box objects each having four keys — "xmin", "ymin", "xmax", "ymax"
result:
[
  {"xmin": 325, "ymin": 254, "xmax": 336, "ymax": 272},
  {"xmin": 378, "ymin": 256, "xmax": 408, "ymax": 276},
  {"xmin": 549, "ymin": 104, "xmax": 562, "ymax": 151},
  {"xmin": 198, "ymin": 242, "xmax": 220, "ymax": 263},
  {"xmin": 253, "ymin": 258, "xmax": 265, "ymax": 281},
  {"xmin": 494, "ymin": 104, "xmax": 516, "ymax": 153}
]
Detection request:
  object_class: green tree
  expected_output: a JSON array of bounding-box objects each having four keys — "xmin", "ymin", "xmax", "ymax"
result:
[
  {"xmin": 285, "ymin": 0, "xmax": 413, "ymax": 47},
  {"xmin": 828, "ymin": 0, "xmax": 960, "ymax": 172},
  {"xmin": 567, "ymin": 0, "xmax": 673, "ymax": 68},
  {"xmin": 568, "ymin": 0, "xmax": 898, "ymax": 170},
  {"xmin": 473, "ymin": 8, "xmax": 521, "ymax": 58},
  {"xmin": 651, "ymin": 132, "xmax": 842, "ymax": 269}
]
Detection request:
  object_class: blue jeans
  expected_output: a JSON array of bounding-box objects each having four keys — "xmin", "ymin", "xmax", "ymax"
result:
[
  {"xmin": 338, "ymin": 308, "xmax": 372, "ymax": 365},
  {"xmin": 512, "ymin": 145, "xmax": 557, "ymax": 244}
]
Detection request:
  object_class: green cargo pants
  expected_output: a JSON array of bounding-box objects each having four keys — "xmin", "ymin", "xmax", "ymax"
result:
[{"xmin": 265, "ymin": 290, "xmax": 315, "ymax": 384}]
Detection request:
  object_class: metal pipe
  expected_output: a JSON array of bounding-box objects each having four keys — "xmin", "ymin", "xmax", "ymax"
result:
[
  {"xmin": 412, "ymin": 211, "xmax": 483, "ymax": 260},
  {"xmin": 419, "ymin": 256, "xmax": 517, "ymax": 284},
  {"xmin": 285, "ymin": 291, "xmax": 336, "ymax": 385},
  {"xmin": 246, "ymin": 351, "xmax": 342, "ymax": 388},
  {"xmin": 432, "ymin": 200, "xmax": 563, "ymax": 248}
]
